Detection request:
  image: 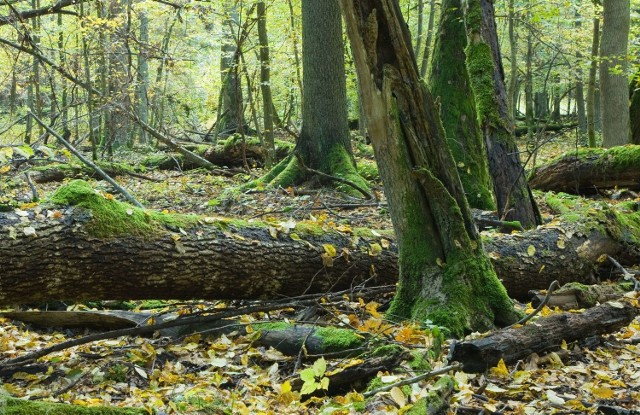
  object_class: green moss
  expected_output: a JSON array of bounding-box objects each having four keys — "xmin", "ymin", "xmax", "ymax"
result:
[
  {"xmin": 316, "ymin": 327, "xmax": 363, "ymax": 352},
  {"xmin": 408, "ymin": 350, "xmax": 432, "ymax": 372},
  {"xmin": 369, "ymin": 344, "xmax": 404, "ymax": 358},
  {"xmin": 251, "ymin": 322, "xmax": 291, "ymax": 331},
  {"xmin": 325, "ymin": 146, "xmax": 371, "ymax": 197},
  {"xmin": 294, "ymin": 221, "xmax": 324, "ymax": 237},
  {"xmin": 356, "ymin": 158, "xmax": 379, "ymax": 181},
  {"xmin": 0, "ymin": 396, "xmax": 146, "ymax": 415},
  {"xmin": 465, "ymin": 41, "xmax": 501, "ymax": 129},
  {"xmin": 49, "ymin": 180, "xmax": 198, "ymax": 238},
  {"xmin": 405, "ymin": 376, "xmax": 455, "ymax": 415}
]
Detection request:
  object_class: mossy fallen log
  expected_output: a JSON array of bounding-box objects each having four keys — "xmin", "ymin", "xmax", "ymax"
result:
[
  {"xmin": 0, "ymin": 181, "xmax": 639, "ymax": 304},
  {"xmin": 529, "ymin": 145, "xmax": 640, "ymax": 194},
  {"xmin": 450, "ymin": 300, "xmax": 638, "ymax": 373},
  {"xmin": 0, "ymin": 395, "xmax": 145, "ymax": 415}
]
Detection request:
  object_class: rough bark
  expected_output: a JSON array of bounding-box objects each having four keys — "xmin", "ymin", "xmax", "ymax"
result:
[
  {"xmin": 463, "ymin": 0, "xmax": 541, "ymax": 229},
  {"xmin": 450, "ymin": 301, "xmax": 638, "ymax": 373},
  {"xmin": 586, "ymin": 14, "xmax": 603, "ymax": 135},
  {"xmin": 257, "ymin": 1, "xmax": 275, "ymax": 167},
  {"xmin": 600, "ymin": 0, "xmax": 630, "ymax": 147},
  {"xmin": 1, "ymin": 185, "xmax": 639, "ymax": 303},
  {"xmin": 630, "ymin": 70, "xmax": 640, "ymax": 145},
  {"xmin": 529, "ymin": 282, "xmax": 631, "ymax": 310},
  {"xmin": 337, "ymin": 0, "xmax": 518, "ymax": 336},
  {"xmin": 428, "ymin": 0, "xmax": 494, "ymax": 210},
  {"xmin": 529, "ymin": 145, "xmax": 640, "ymax": 194}
]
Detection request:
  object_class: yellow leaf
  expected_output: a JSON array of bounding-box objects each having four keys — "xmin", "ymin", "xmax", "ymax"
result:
[
  {"xmin": 323, "ymin": 243, "xmax": 337, "ymax": 257},
  {"xmin": 591, "ymin": 386, "xmax": 614, "ymax": 399},
  {"xmin": 527, "ymin": 245, "xmax": 536, "ymax": 256},
  {"xmin": 369, "ymin": 243, "xmax": 382, "ymax": 256},
  {"xmin": 489, "ymin": 359, "xmax": 509, "ymax": 379},
  {"xmin": 365, "ymin": 302, "xmax": 382, "ymax": 318},
  {"xmin": 557, "ymin": 237, "xmax": 565, "ymax": 249},
  {"xmin": 0, "ymin": 165, "xmax": 11, "ymax": 174},
  {"xmin": 390, "ymin": 386, "xmax": 406, "ymax": 407},
  {"xmin": 380, "ymin": 238, "xmax": 390, "ymax": 249}
]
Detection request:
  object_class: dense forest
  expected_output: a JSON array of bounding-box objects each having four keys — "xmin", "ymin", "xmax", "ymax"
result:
[{"xmin": 1, "ymin": 0, "xmax": 640, "ymax": 414}]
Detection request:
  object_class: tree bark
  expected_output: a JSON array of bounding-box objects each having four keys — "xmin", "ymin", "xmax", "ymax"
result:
[
  {"xmin": 587, "ymin": 17, "xmax": 600, "ymax": 147},
  {"xmin": 257, "ymin": 1, "xmax": 276, "ymax": 168},
  {"xmin": 630, "ymin": 70, "xmax": 640, "ymax": 145},
  {"xmin": 1, "ymin": 182, "xmax": 639, "ymax": 304},
  {"xmin": 600, "ymin": 0, "xmax": 630, "ymax": 148},
  {"xmin": 529, "ymin": 145, "xmax": 640, "ymax": 194},
  {"xmin": 463, "ymin": 0, "xmax": 541, "ymax": 229},
  {"xmin": 450, "ymin": 301, "xmax": 638, "ymax": 373},
  {"xmin": 428, "ymin": 0, "xmax": 494, "ymax": 210}
]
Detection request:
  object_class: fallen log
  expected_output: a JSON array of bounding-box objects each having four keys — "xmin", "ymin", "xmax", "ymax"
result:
[
  {"xmin": 1, "ymin": 180, "xmax": 639, "ymax": 304},
  {"xmin": 529, "ymin": 282, "xmax": 632, "ymax": 309},
  {"xmin": 450, "ymin": 300, "xmax": 638, "ymax": 373},
  {"xmin": 529, "ymin": 145, "xmax": 640, "ymax": 194}
]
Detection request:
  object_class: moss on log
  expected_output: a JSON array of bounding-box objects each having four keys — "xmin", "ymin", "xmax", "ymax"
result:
[
  {"xmin": 529, "ymin": 145, "xmax": 640, "ymax": 194},
  {"xmin": 0, "ymin": 395, "xmax": 145, "ymax": 415}
]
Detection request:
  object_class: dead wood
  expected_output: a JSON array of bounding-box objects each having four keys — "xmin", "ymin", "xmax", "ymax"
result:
[
  {"xmin": 449, "ymin": 300, "xmax": 638, "ymax": 373},
  {"xmin": 529, "ymin": 146, "xmax": 640, "ymax": 194},
  {"xmin": 529, "ymin": 282, "xmax": 632, "ymax": 309}
]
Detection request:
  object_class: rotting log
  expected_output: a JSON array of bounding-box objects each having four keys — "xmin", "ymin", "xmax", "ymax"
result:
[
  {"xmin": 529, "ymin": 282, "xmax": 632, "ymax": 309},
  {"xmin": 450, "ymin": 300, "xmax": 638, "ymax": 373},
  {"xmin": 529, "ymin": 145, "xmax": 640, "ymax": 194},
  {"xmin": 1, "ymin": 180, "xmax": 639, "ymax": 304}
]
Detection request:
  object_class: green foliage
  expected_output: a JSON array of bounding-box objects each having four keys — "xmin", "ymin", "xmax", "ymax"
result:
[{"xmin": 300, "ymin": 358, "xmax": 329, "ymax": 395}]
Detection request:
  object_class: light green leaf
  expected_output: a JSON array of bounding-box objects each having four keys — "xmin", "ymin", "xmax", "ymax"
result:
[
  {"xmin": 300, "ymin": 380, "xmax": 317, "ymax": 395},
  {"xmin": 300, "ymin": 368, "xmax": 315, "ymax": 382},
  {"xmin": 313, "ymin": 357, "xmax": 326, "ymax": 377},
  {"xmin": 320, "ymin": 377, "xmax": 329, "ymax": 390}
]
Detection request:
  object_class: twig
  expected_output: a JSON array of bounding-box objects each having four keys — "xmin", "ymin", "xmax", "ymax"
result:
[
  {"xmin": 0, "ymin": 285, "xmax": 394, "ymax": 370},
  {"xmin": 294, "ymin": 152, "xmax": 372, "ymax": 199},
  {"xmin": 363, "ymin": 363, "xmax": 462, "ymax": 398},
  {"xmin": 24, "ymin": 172, "xmax": 39, "ymax": 202},
  {"xmin": 508, "ymin": 280, "xmax": 560, "ymax": 329},
  {"xmin": 29, "ymin": 112, "xmax": 144, "ymax": 208},
  {"xmin": 607, "ymin": 255, "xmax": 640, "ymax": 291}
]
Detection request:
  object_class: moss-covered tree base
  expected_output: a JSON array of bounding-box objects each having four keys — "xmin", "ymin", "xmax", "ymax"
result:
[
  {"xmin": 0, "ymin": 396, "xmax": 145, "ymax": 415},
  {"xmin": 239, "ymin": 145, "xmax": 371, "ymax": 198},
  {"xmin": 387, "ymin": 251, "xmax": 519, "ymax": 338}
]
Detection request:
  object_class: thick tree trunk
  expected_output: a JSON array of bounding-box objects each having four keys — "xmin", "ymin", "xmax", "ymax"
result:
[
  {"xmin": 529, "ymin": 145, "xmax": 640, "ymax": 194},
  {"xmin": 428, "ymin": 0, "xmax": 494, "ymax": 210},
  {"xmin": 600, "ymin": 0, "xmax": 630, "ymax": 148},
  {"xmin": 451, "ymin": 301, "xmax": 638, "ymax": 373},
  {"xmin": 218, "ymin": 4, "xmax": 245, "ymax": 134},
  {"xmin": 463, "ymin": 0, "xmax": 541, "ymax": 229},
  {"xmin": 1, "ymin": 181, "xmax": 639, "ymax": 304},
  {"xmin": 331, "ymin": 1, "xmax": 518, "ymax": 336}
]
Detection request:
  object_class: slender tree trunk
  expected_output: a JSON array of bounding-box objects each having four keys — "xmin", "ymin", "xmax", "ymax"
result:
[
  {"xmin": 630, "ymin": 70, "xmax": 640, "ymax": 145},
  {"xmin": 218, "ymin": 3, "xmax": 245, "ymax": 134},
  {"xmin": 287, "ymin": 0, "xmax": 303, "ymax": 106},
  {"xmin": 600, "ymin": 0, "xmax": 630, "ymax": 147},
  {"xmin": 257, "ymin": 1, "xmax": 275, "ymax": 168},
  {"xmin": 586, "ymin": 16, "xmax": 601, "ymax": 147},
  {"xmin": 136, "ymin": 9, "xmax": 150, "ymax": 145},
  {"xmin": 463, "ymin": 0, "xmax": 541, "ymax": 229},
  {"xmin": 429, "ymin": 0, "xmax": 494, "ymax": 210},
  {"xmin": 507, "ymin": 0, "xmax": 518, "ymax": 118},
  {"xmin": 419, "ymin": 0, "xmax": 436, "ymax": 78},
  {"xmin": 525, "ymin": 17, "xmax": 534, "ymax": 146},
  {"xmin": 340, "ymin": 0, "xmax": 518, "ymax": 336},
  {"xmin": 80, "ymin": 0, "xmax": 98, "ymax": 160}
]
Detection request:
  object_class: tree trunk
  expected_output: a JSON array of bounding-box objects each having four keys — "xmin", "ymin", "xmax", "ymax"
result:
[
  {"xmin": 246, "ymin": 0, "xmax": 368, "ymax": 195},
  {"xmin": 507, "ymin": 0, "xmax": 518, "ymax": 119},
  {"xmin": 257, "ymin": 1, "xmax": 275, "ymax": 168},
  {"xmin": 340, "ymin": 0, "xmax": 518, "ymax": 336},
  {"xmin": 463, "ymin": 0, "xmax": 541, "ymax": 229},
  {"xmin": 135, "ymin": 9, "xmax": 150, "ymax": 145},
  {"xmin": 630, "ymin": 69, "xmax": 640, "ymax": 145},
  {"xmin": 428, "ymin": 0, "xmax": 494, "ymax": 210},
  {"xmin": 587, "ymin": 16, "xmax": 600, "ymax": 147},
  {"xmin": 600, "ymin": 0, "xmax": 630, "ymax": 148},
  {"xmin": 451, "ymin": 301, "xmax": 637, "ymax": 373},
  {"xmin": 1, "ymin": 180, "xmax": 639, "ymax": 304},
  {"xmin": 529, "ymin": 145, "xmax": 640, "ymax": 194},
  {"xmin": 418, "ymin": 0, "xmax": 436, "ymax": 78},
  {"xmin": 218, "ymin": 3, "xmax": 245, "ymax": 135}
]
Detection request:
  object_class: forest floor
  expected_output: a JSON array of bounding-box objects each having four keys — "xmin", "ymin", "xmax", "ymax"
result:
[{"xmin": 1, "ymin": 130, "xmax": 639, "ymax": 414}]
